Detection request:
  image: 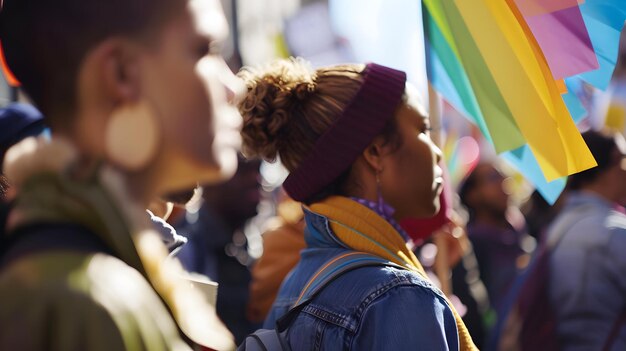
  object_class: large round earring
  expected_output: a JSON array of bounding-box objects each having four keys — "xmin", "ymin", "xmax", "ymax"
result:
[{"xmin": 105, "ymin": 100, "xmax": 161, "ymax": 171}]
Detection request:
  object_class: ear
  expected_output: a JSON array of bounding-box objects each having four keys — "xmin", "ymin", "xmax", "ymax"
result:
[
  {"xmin": 362, "ymin": 136, "xmax": 387, "ymax": 173},
  {"xmin": 73, "ymin": 39, "xmax": 144, "ymax": 151},
  {"xmin": 95, "ymin": 38, "xmax": 143, "ymax": 106}
]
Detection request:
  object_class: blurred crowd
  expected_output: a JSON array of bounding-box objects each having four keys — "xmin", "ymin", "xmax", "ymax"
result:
[{"xmin": 0, "ymin": 0, "xmax": 625, "ymax": 350}]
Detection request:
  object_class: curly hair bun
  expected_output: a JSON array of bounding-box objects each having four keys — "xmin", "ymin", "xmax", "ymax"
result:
[{"xmin": 237, "ymin": 58, "xmax": 317, "ymax": 162}]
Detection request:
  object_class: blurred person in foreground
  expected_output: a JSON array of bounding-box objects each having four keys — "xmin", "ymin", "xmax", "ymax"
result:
[
  {"xmin": 0, "ymin": 0, "xmax": 243, "ymax": 349},
  {"xmin": 238, "ymin": 58, "xmax": 476, "ymax": 350},
  {"xmin": 0, "ymin": 104, "xmax": 187, "ymax": 255},
  {"xmin": 547, "ymin": 130, "xmax": 626, "ymax": 350},
  {"xmin": 176, "ymin": 156, "xmax": 262, "ymax": 343}
]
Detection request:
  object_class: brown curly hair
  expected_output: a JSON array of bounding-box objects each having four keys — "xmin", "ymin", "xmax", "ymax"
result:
[
  {"xmin": 238, "ymin": 58, "xmax": 366, "ymax": 171},
  {"xmin": 238, "ymin": 58, "xmax": 404, "ymax": 202}
]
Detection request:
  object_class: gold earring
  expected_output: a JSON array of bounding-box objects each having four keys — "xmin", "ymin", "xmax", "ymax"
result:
[{"xmin": 105, "ymin": 100, "xmax": 161, "ymax": 171}]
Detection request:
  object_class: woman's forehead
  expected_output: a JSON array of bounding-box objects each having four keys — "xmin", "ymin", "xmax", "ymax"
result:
[
  {"xmin": 397, "ymin": 101, "xmax": 429, "ymax": 128},
  {"xmin": 404, "ymin": 83, "xmax": 428, "ymax": 119}
]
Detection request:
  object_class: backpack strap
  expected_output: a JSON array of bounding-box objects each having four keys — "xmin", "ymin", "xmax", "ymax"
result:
[
  {"xmin": 276, "ymin": 251, "xmax": 405, "ymax": 332},
  {"xmin": 239, "ymin": 329, "xmax": 284, "ymax": 351},
  {"xmin": 238, "ymin": 251, "xmax": 406, "ymax": 351}
]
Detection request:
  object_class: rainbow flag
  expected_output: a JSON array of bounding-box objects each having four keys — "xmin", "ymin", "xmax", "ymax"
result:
[
  {"xmin": 423, "ymin": 0, "xmax": 626, "ymax": 203},
  {"xmin": 330, "ymin": 0, "xmax": 626, "ymax": 204}
]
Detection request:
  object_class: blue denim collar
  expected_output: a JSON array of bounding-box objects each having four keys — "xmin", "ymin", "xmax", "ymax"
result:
[
  {"xmin": 302, "ymin": 206, "xmax": 350, "ymax": 249},
  {"xmin": 302, "ymin": 197, "xmax": 411, "ymax": 248}
]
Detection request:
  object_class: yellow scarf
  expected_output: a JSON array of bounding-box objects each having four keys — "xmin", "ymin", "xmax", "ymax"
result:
[{"xmin": 308, "ymin": 196, "xmax": 478, "ymax": 351}]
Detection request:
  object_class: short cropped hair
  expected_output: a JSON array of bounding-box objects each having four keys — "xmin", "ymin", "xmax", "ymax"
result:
[
  {"xmin": 0, "ymin": 0, "xmax": 183, "ymax": 122},
  {"xmin": 568, "ymin": 130, "xmax": 622, "ymax": 190}
]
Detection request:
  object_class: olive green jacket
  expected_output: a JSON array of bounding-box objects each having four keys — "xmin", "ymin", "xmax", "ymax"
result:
[{"xmin": 0, "ymin": 138, "xmax": 235, "ymax": 351}]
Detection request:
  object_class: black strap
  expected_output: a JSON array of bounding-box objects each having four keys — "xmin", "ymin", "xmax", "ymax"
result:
[
  {"xmin": 1, "ymin": 223, "xmax": 113, "ymax": 268},
  {"xmin": 249, "ymin": 334, "xmax": 269, "ymax": 351}
]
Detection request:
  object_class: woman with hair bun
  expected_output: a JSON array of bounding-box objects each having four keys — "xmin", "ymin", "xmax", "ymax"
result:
[{"xmin": 238, "ymin": 58, "xmax": 477, "ymax": 350}]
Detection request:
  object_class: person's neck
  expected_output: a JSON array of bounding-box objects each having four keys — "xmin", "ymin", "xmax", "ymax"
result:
[
  {"xmin": 127, "ymin": 150, "xmax": 221, "ymax": 209},
  {"xmin": 473, "ymin": 210, "xmax": 510, "ymax": 229},
  {"xmin": 70, "ymin": 152, "xmax": 157, "ymax": 209},
  {"xmin": 580, "ymin": 181, "xmax": 615, "ymax": 204},
  {"xmin": 124, "ymin": 168, "xmax": 160, "ymax": 208}
]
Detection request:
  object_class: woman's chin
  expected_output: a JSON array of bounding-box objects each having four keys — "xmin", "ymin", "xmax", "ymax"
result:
[
  {"xmin": 400, "ymin": 200, "xmax": 441, "ymax": 221},
  {"xmin": 431, "ymin": 197, "xmax": 441, "ymax": 216},
  {"xmin": 418, "ymin": 198, "xmax": 441, "ymax": 219}
]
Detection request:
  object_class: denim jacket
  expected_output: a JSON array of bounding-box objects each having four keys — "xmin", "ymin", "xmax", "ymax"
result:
[{"xmin": 264, "ymin": 208, "xmax": 459, "ymax": 350}]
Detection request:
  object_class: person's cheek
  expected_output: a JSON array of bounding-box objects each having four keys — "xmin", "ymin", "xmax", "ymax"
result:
[
  {"xmin": 197, "ymin": 56, "xmax": 242, "ymax": 180},
  {"xmin": 196, "ymin": 57, "xmax": 219, "ymax": 113},
  {"xmin": 218, "ymin": 60, "xmax": 246, "ymax": 104}
]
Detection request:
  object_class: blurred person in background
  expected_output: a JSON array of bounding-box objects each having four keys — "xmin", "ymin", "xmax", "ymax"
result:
[
  {"xmin": 0, "ymin": 0, "xmax": 243, "ymax": 349},
  {"xmin": 176, "ymin": 156, "xmax": 262, "ymax": 343},
  {"xmin": 0, "ymin": 103, "xmax": 46, "ymax": 247},
  {"xmin": 521, "ymin": 189, "xmax": 566, "ymax": 242},
  {"xmin": 415, "ymin": 220, "xmax": 493, "ymax": 349},
  {"xmin": 405, "ymin": 175, "xmax": 492, "ymax": 349},
  {"xmin": 246, "ymin": 189, "xmax": 305, "ymax": 324},
  {"xmin": 548, "ymin": 130, "xmax": 626, "ymax": 350},
  {"xmin": 459, "ymin": 162, "xmax": 533, "ymax": 317},
  {"xmin": 0, "ymin": 103, "xmax": 46, "ymax": 203}
]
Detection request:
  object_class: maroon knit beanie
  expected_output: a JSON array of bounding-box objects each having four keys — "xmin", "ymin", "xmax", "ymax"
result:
[{"xmin": 283, "ymin": 63, "xmax": 407, "ymax": 202}]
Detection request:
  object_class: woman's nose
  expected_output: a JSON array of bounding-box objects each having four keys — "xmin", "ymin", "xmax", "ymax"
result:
[{"xmin": 431, "ymin": 141, "xmax": 443, "ymax": 164}]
